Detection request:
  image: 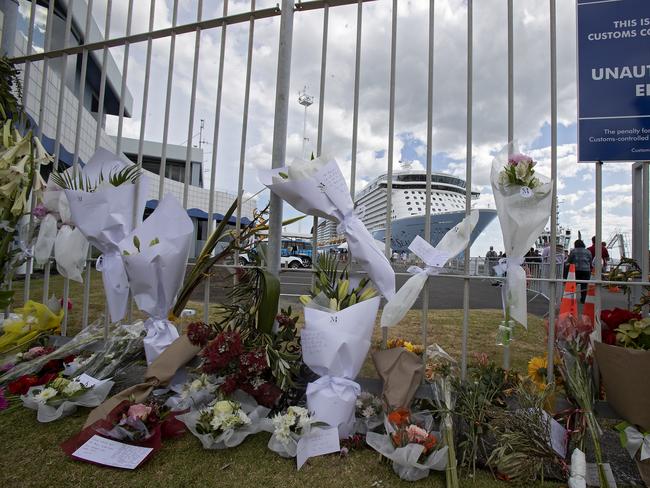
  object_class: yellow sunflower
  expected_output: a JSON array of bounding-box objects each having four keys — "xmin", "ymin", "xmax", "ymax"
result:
[{"xmin": 527, "ymin": 356, "xmax": 548, "ymax": 390}]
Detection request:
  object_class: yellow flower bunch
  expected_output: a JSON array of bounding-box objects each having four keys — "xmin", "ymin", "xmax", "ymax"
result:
[
  {"xmin": 0, "ymin": 301, "xmax": 63, "ymax": 353},
  {"xmin": 387, "ymin": 338, "xmax": 424, "ymax": 356}
]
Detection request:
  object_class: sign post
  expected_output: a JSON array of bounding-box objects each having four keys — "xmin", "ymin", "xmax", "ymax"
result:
[{"xmin": 577, "ymin": 0, "xmax": 650, "ymax": 162}]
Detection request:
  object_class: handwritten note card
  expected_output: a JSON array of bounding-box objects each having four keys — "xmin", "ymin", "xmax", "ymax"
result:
[
  {"xmin": 296, "ymin": 427, "xmax": 340, "ymax": 470},
  {"xmin": 72, "ymin": 435, "xmax": 153, "ymax": 470},
  {"xmin": 408, "ymin": 236, "xmax": 450, "ymax": 268},
  {"xmin": 76, "ymin": 374, "xmax": 101, "ymax": 388}
]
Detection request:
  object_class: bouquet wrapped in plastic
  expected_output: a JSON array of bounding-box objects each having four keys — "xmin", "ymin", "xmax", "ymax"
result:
[
  {"xmin": 177, "ymin": 392, "xmax": 270, "ymax": 450},
  {"xmin": 22, "ymin": 376, "xmax": 114, "ymax": 422},
  {"xmin": 366, "ymin": 409, "xmax": 448, "ymax": 481},
  {"xmin": 165, "ymin": 373, "xmax": 220, "ymax": 411},
  {"xmin": 381, "ymin": 211, "xmax": 478, "ymax": 328},
  {"xmin": 259, "ymin": 156, "xmax": 395, "ymax": 299},
  {"xmin": 265, "ymin": 406, "xmax": 321, "ymax": 458},
  {"xmin": 33, "ymin": 173, "xmax": 88, "ymax": 282},
  {"xmin": 0, "ymin": 300, "xmax": 63, "ymax": 354},
  {"xmin": 61, "ymin": 397, "xmax": 186, "ymax": 467},
  {"xmin": 490, "ymin": 143, "xmax": 552, "ymax": 340},
  {"xmin": 354, "ymin": 391, "xmax": 384, "ymax": 434},
  {"xmin": 118, "ymin": 195, "xmax": 193, "ymax": 363},
  {"xmin": 62, "ymin": 148, "xmax": 148, "ymax": 322},
  {"xmin": 302, "ymin": 294, "xmax": 381, "ymax": 438}
]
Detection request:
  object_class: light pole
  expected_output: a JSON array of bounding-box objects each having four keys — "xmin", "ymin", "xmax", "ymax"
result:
[{"xmin": 298, "ymin": 87, "xmax": 314, "ymax": 159}]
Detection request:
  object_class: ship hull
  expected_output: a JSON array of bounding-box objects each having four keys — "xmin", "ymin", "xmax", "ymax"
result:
[{"xmin": 372, "ymin": 209, "xmax": 497, "ymax": 253}]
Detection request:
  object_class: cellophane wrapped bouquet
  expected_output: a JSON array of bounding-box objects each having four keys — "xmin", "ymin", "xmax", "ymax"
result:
[{"xmin": 266, "ymin": 405, "xmax": 321, "ymax": 458}]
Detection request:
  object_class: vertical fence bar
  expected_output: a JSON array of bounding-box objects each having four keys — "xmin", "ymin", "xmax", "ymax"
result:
[
  {"xmin": 135, "ymin": 0, "xmax": 157, "ymax": 170},
  {"xmin": 158, "ymin": 0, "xmax": 180, "ymax": 200},
  {"xmin": 205, "ymin": 0, "xmax": 229, "ymax": 321},
  {"xmin": 594, "ymin": 162, "xmax": 603, "ymax": 342},
  {"xmin": 421, "ymin": 0, "xmax": 435, "ymax": 358},
  {"xmin": 53, "ymin": 0, "xmax": 75, "ymax": 166},
  {"xmin": 267, "ymin": 0, "xmax": 296, "ymax": 275},
  {"xmin": 382, "ymin": 0, "xmax": 398, "ymax": 347},
  {"xmin": 349, "ymin": 0, "xmax": 362, "ymax": 199},
  {"xmin": 502, "ymin": 0, "xmax": 514, "ymax": 370},
  {"xmin": 37, "ymin": 0, "xmax": 55, "ymax": 305},
  {"xmin": 312, "ymin": 4, "xmax": 329, "ymax": 271},
  {"xmin": 182, "ymin": 1, "xmax": 205, "ymax": 208},
  {"xmin": 115, "ymin": 0, "xmax": 135, "ymax": 155},
  {"xmin": 234, "ymin": 0, "xmax": 256, "ymax": 268},
  {"xmin": 642, "ymin": 163, "xmax": 650, "ymax": 315},
  {"xmin": 460, "ymin": 0, "xmax": 473, "ymax": 378},
  {"xmin": 20, "ymin": 0, "xmax": 37, "ymax": 304},
  {"xmin": 62, "ymin": 0, "xmax": 94, "ymax": 336},
  {"xmin": 546, "ymin": 0, "xmax": 558, "ymax": 380}
]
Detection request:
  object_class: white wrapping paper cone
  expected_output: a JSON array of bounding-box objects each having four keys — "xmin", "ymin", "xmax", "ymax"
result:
[{"xmin": 306, "ymin": 376, "xmax": 360, "ymax": 439}]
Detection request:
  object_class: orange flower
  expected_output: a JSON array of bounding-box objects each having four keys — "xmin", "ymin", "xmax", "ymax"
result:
[
  {"xmin": 423, "ymin": 433, "xmax": 438, "ymax": 454},
  {"xmin": 387, "ymin": 408, "xmax": 410, "ymax": 427}
]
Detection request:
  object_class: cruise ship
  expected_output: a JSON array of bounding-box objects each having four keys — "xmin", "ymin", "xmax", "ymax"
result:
[{"xmin": 354, "ymin": 168, "xmax": 497, "ymax": 253}]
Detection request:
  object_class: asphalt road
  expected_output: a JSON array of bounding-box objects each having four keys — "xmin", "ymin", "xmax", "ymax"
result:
[{"xmin": 200, "ymin": 266, "xmax": 629, "ymax": 318}]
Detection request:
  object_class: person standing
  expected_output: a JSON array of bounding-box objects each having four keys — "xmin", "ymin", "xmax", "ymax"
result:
[
  {"xmin": 486, "ymin": 246, "xmax": 497, "ymax": 276},
  {"xmin": 567, "ymin": 239, "xmax": 592, "ymax": 304},
  {"xmin": 587, "ymin": 236, "xmax": 609, "ymax": 270}
]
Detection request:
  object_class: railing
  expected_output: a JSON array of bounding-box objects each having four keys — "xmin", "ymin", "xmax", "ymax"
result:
[{"xmin": 6, "ymin": 0, "xmax": 650, "ymax": 385}]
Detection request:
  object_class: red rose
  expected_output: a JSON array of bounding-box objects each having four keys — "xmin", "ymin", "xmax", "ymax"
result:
[
  {"xmin": 8, "ymin": 375, "xmax": 39, "ymax": 395},
  {"xmin": 36, "ymin": 372, "xmax": 59, "ymax": 386}
]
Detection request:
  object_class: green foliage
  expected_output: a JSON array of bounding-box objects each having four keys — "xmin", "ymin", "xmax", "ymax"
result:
[
  {"xmin": 0, "ymin": 57, "xmax": 24, "ymax": 123},
  {"xmin": 616, "ymin": 317, "xmax": 650, "ymax": 350},
  {"xmin": 50, "ymin": 164, "xmax": 142, "ymax": 192}
]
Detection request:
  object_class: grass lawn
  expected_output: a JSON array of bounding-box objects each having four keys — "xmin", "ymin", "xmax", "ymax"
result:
[{"xmin": 1, "ymin": 271, "xmax": 559, "ymax": 487}]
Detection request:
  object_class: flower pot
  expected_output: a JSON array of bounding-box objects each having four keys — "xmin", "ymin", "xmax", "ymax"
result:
[{"xmin": 594, "ymin": 342, "xmax": 650, "ymax": 431}]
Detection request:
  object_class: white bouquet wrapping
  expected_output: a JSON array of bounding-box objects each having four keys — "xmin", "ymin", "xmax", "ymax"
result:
[
  {"xmin": 366, "ymin": 413, "xmax": 448, "ymax": 482},
  {"xmin": 119, "ymin": 195, "xmax": 193, "ymax": 364},
  {"xmin": 490, "ymin": 143, "xmax": 552, "ymax": 331},
  {"xmin": 21, "ymin": 377, "xmax": 114, "ymax": 423},
  {"xmin": 166, "ymin": 374, "xmax": 220, "ymax": 411},
  {"xmin": 264, "ymin": 406, "xmax": 321, "ymax": 458},
  {"xmin": 301, "ymin": 296, "xmax": 380, "ymax": 438},
  {"xmin": 34, "ymin": 174, "xmax": 89, "ymax": 282},
  {"xmin": 259, "ymin": 157, "xmax": 395, "ymax": 298},
  {"xmin": 177, "ymin": 393, "xmax": 270, "ymax": 450},
  {"xmin": 64, "ymin": 148, "xmax": 148, "ymax": 322},
  {"xmin": 354, "ymin": 391, "xmax": 384, "ymax": 434},
  {"xmin": 381, "ymin": 210, "xmax": 479, "ymax": 328}
]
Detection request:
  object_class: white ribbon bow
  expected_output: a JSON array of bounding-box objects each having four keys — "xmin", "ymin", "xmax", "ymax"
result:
[{"xmin": 623, "ymin": 426, "xmax": 650, "ymax": 461}]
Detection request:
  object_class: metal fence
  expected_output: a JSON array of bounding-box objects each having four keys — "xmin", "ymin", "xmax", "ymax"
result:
[{"xmin": 7, "ymin": 0, "xmax": 650, "ymax": 382}]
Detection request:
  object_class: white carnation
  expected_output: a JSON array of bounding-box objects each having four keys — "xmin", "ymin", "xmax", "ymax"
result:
[
  {"xmin": 34, "ymin": 387, "xmax": 58, "ymax": 404},
  {"xmin": 62, "ymin": 381, "xmax": 83, "ymax": 396}
]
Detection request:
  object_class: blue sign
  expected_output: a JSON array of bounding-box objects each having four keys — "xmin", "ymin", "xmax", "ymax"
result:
[{"xmin": 577, "ymin": 0, "xmax": 650, "ymax": 162}]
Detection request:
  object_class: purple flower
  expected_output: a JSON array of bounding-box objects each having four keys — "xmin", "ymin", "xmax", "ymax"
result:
[
  {"xmin": 0, "ymin": 388, "xmax": 9, "ymax": 411},
  {"xmin": 508, "ymin": 153, "xmax": 532, "ymax": 165},
  {"xmin": 0, "ymin": 363, "xmax": 14, "ymax": 373},
  {"xmin": 32, "ymin": 204, "xmax": 49, "ymax": 219}
]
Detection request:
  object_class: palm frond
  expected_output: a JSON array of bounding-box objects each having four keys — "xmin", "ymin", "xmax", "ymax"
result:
[{"xmin": 49, "ymin": 164, "xmax": 142, "ymax": 191}]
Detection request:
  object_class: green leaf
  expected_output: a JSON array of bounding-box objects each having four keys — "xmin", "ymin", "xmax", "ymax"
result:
[
  {"xmin": 0, "ymin": 289, "xmax": 14, "ymax": 309},
  {"xmin": 133, "ymin": 235, "xmax": 141, "ymax": 252},
  {"xmin": 257, "ymin": 269, "xmax": 280, "ymax": 335}
]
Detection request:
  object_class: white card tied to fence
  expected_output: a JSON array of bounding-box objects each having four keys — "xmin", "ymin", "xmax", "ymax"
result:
[
  {"xmin": 119, "ymin": 195, "xmax": 193, "ymax": 364},
  {"xmin": 64, "ymin": 148, "xmax": 148, "ymax": 322},
  {"xmin": 72, "ymin": 435, "xmax": 153, "ymax": 470},
  {"xmin": 259, "ymin": 157, "xmax": 395, "ymax": 299},
  {"xmin": 296, "ymin": 427, "xmax": 341, "ymax": 470},
  {"xmin": 380, "ymin": 210, "xmax": 479, "ymax": 328}
]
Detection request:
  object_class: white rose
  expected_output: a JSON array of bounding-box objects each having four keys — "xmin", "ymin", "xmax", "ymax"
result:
[
  {"xmin": 498, "ymin": 171, "xmax": 510, "ymax": 187},
  {"xmin": 213, "ymin": 400, "xmax": 234, "ymax": 415},
  {"xmin": 286, "ymin": 156, "xmax": 328, "ymax": 181},
  {"xmin": 514, "ymin": 160, "xmax": 530, "ymax": 181},
  {"xmin": 190, "ymin": 379, "xmax": 203, "ymax": 391},
  {"xmin": 34, "ymin": 387, "xmax": 58, "ymax": 404},
  {"xmin": 62, "ymin": 381, "xmax": 83, "ymax": 396}
]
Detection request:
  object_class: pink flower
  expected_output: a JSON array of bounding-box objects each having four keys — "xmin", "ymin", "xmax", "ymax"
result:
[
  {"xmin": 60, "ymin": 298, "xmax": 73, "ymax": 311},
  {"xmin": 32, "ymin": 204, "xmax": 48, "ymax": 219},
  {"xmin": 406, "ymin": 424, "xmax": 429, "ymax": 443},
  {"xmin": 508, "ymin": 153, "xmax": 533, "ymax": 165},
  {"xmin": 127, "ymin": 403, "xmax": 152, "ymax": 422}
]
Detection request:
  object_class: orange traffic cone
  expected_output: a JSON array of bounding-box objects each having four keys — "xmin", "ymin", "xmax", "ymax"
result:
[
  {"xmin": 583, "ymin": 270, "xmax": 597, "ymax": 327},
  {"xmin": 560, "ymin": 264, "xmax": 578, "ymax": 317}
]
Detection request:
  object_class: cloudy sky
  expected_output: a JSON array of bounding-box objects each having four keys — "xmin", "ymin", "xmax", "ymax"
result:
[{"xmin": 26, "ymin": 0, "xmax": 639, "ymax": 256}]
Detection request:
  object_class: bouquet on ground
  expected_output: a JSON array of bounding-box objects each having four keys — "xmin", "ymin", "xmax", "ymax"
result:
[
  {"xmin": 596, "ymin": 306, "xmax": 650, "ymax": 485},
  {"xmin": 33, "ymin": 172, "xmax": 88, "ymax": 282},
  {"xmin": 259, "ymin": 156, "xmax": 395, "ymax": 299},
  {"xmin": 490, "ymin": 144, "xmax": 552, "ymax": 341},
  {"xmin": 267, "ymin": 405, "xmax": 321, "ymax": 458},
  {"xmin": 118, "ymin": 195, "xmax": 193, "ymax": 364},
  {"xmin": 555, "ymin": 313, "xmax": 612, "ymax": 488},
  {"xmin": 425, "ymin": 345, "xmax": 459, "ymax": 488},
  {"xmin": 366, "ymin": 408, "xmax": 448, "ymax": 481},
  {"xmin": 59, "ymin": 148, "xmax": 147, "ymax": 322},
  {"xmin": 300, "ymin": 255, "xmax": 380, "ymax": 438},
  {"xmin": 22, "ymin": 375, "xmax": 114, "ymax": 422},
  {"xmin": 61, "ymin": 397, "xmax": 186, "ymax": 466},
  {"xmin": 178, "ymin": 393, "xmax": 270, "ymax": 450},
  {"xmin": 166, "ymin": 373, "xmax": 220, "ymax": 411},
  {"xmin": 0, "ymin": 299, "xmax": 63, "ymax": 354},
  {"xmin": 1, "ymin": 345, "xmax": 54, "ymax": 374},
  {"xmin": 354, "ymin": 391, "xmax": 384, "ymax": 434},
  {"xmin": 372, "ymin": 340, "xmax": 424, "ymax": 414},
  {"xmin": 67, "ymin": 322, "xmax": 144, "ymax": 379},
  {"xmin": 381, "ymin": 211, "xmax": 479, "ymax": 328}
]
